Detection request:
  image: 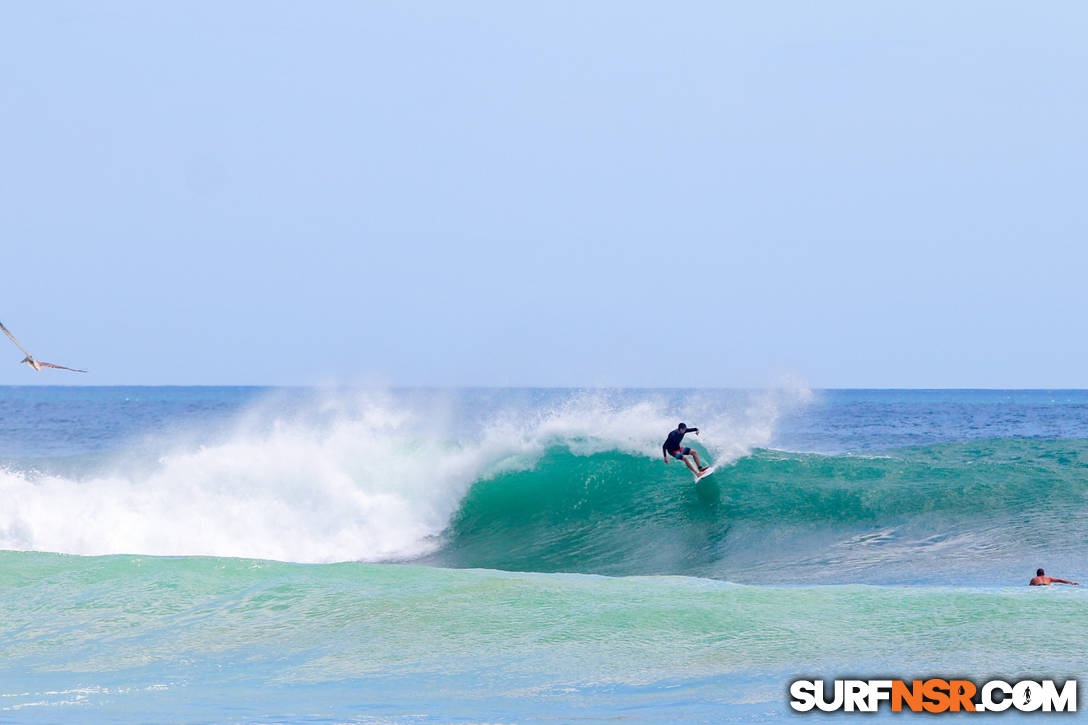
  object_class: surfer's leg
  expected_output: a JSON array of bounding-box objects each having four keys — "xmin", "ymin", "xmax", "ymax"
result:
[
  {"xmin": 690, "ymin": 449, "xmax": 708, "ymax": 470},
  {"xmin": 683, "ymin": 457, "xmax": 699, "ymax": 475}
]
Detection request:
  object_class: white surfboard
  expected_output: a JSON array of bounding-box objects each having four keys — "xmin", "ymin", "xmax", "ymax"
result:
[{"xmin": 693, "ymin": 465, "xmax": 716, "ymax": 482}]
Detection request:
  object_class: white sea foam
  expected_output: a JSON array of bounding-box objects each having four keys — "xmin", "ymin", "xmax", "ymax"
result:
[{"xmin": 0, "ymin": 387, "xmax": 807, "ymax": 562}]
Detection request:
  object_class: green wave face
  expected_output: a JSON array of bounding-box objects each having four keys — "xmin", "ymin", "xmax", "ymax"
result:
[{"xmin": 427, "ymin": 439, "xmax": 1088, "ymax": 583}]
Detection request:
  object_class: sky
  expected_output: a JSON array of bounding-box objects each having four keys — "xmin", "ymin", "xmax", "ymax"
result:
[{"xmin": 1, "ymin": 1, "xmax": 1085, "ymax": 387}]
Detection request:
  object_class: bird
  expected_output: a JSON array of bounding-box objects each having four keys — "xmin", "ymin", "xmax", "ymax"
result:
[{"xmin": 0, "ymin": 320, "xmax": 87, "ymax": 373}]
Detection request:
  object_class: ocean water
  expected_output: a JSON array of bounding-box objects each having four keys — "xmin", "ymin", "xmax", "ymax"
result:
[{"xmin": 2, "ymin": 387, "xmax": 1087, "ymax": 722}]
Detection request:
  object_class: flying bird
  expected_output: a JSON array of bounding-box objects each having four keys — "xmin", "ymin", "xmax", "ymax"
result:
[{"xmin": 0, "ymin": 321, "xmax": 87, "ymax": 373}]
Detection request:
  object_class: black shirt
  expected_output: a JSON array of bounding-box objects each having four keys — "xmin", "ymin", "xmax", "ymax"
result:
[{"xmin": 663, "ymin": 427, "xmax": 698, "ymax": 455}]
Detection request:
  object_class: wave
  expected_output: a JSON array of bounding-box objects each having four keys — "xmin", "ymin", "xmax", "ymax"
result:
[
  {"xmin": 0, "ymin": 388, "xmax": 803, "ymax": 565},
  {"xmin": 5, "ymin": 387, "xmax": 1086, "ymax": 583},
  {"xmin": 5, "ymin": 551, "xmax": 1084, "ymax": 687},
  {"xmin": 427, "ymin": 438, "xmax": 1088, "ymax": 580}
]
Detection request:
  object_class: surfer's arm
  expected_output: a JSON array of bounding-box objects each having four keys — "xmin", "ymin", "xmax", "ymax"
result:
[
  {"xmin": 1052, "ymin": 578, "xmax": 1079, "ymax": 585},
  {"xmin": 687, "ymin": 427, "xmax": 699, "ymax": 436},
  {"xmin": 662, "ymin": 444, "xmax": 669, "ymax": 462}
]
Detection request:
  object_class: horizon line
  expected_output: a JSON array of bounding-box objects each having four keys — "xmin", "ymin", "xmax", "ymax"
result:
[{"xmin": 1, "ymin": 384, "xmax": 1087, "ymax": 392}]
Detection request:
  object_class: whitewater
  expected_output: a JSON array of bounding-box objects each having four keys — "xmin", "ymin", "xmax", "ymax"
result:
[{"xmin": 3, "ymin": 387, "xmax": 1088, "ymax": 722}]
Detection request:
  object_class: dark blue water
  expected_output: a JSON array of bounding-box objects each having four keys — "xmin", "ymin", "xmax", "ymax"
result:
[{"xmin": 6, "ymin": 386, "xmax": 1088, "ymax": 458}]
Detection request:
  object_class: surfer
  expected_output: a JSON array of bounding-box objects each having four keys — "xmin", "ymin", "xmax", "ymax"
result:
[
  {"xmin": 662, "ymin": 423, "xmax": 709, "ymax": 476},
  {"xmin": 1029, "ymin": 568, "xmax": 1079, "ymax": 586}
]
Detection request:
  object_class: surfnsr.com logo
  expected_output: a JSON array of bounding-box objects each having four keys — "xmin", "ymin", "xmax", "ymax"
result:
[{"xmin": 790, "ymin": 679, "xmax": 1077, "ymax": 713}]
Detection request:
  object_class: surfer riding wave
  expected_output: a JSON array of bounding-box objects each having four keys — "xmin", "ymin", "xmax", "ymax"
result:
[{"xmin": 662, "ymin": 423, "xmax": 709, "ymax": 476}]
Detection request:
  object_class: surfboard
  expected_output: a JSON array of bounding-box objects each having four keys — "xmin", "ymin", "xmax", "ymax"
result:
[{"xmin": 693, "ymin": 465, "xmax": 716, "ymax": 482}]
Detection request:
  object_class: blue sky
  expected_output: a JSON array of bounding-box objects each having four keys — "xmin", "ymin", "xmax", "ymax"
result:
[{"xmin": 1, "ymin": 2, "xmax": 1085, "ymax": 387}]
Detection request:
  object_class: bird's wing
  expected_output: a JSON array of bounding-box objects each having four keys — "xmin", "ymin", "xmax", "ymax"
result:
[
  {"xmin": 0, "ymin": 321, "xmax": 33, "ymax": 358},
  {"xmin": 38, "ymin": 361, "xmax": 87, "ymax": 373}
]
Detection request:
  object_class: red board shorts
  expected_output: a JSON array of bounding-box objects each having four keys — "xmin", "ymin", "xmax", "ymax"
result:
[{"xmin": 670, "ymin": 447, "xmax": 691, "ymax": 460}]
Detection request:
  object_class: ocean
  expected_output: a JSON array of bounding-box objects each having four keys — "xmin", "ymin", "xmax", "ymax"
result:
[{"xmin": 2, "ymin": 387, "xmax": 1086, "ymax": 722}]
